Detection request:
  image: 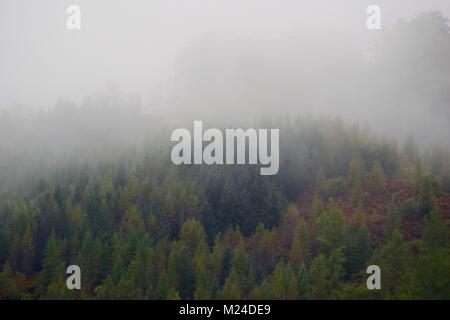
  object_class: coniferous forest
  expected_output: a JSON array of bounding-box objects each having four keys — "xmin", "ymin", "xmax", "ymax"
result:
[
  {"xmin": 1, "ymin": 5, "xmax": 450, "ymax": 300},
  {"xmin": 0, "ymin": 115, "xmax": 449, "ymax": 300}
]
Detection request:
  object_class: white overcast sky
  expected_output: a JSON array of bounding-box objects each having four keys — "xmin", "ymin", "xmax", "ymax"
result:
[{"xmin": 1, "ymin": 0, "xmax": 450, "ymax": 108}]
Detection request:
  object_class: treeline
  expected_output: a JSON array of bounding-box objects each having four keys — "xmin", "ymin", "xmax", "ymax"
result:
[{"xmin": 0, "ymin": 118, "xmax": 449, "ymax": 299}]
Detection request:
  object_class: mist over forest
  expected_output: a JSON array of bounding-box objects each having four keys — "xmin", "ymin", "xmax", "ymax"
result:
[
  {"xmin": 1, "ymin": 1, "xmax": 450, "ymax": 300},
  {"xmin": 1, "ymin": 9, "xmax": 450, "ymax": 187}
]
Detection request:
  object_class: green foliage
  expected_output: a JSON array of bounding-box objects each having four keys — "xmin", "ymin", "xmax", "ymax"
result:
[
  {"xmin": 0, "ymin": 117, "xmax": 448, "ymax": 300},
  {"xmin": 322, "ymin": 177, "xmax": 347, "ymax": 200},
  {"xmin": 167, "ymin": 243, "xmax": 195, "ymax": 299},
  {"xmin": 385, "ymin": 203, "xmax": 401, "ymax": 238},
  {"xmin": 412, "ymin": 213, "xmax": 450, "ymax": 299},
  {"xmin": 309, "ymin": 248, "xmax": 345, "ymax": 299},
  {"xmin": 314, "ymin": 202, "xmax": 344, "ymax": 255},
  {"xmin": 366, "ymin": 161, "xmax": 386, "ymax": 194},
  {"xmin": 289, "ymin": 218, "xmax": 311, "ymax": 269},
  {"xmin": 270, "ymin": 262, "xmax": 298, "ymax": 300},
  {"xmin": 348, "ymin": 155, "xmax": 366, "ymax": 207},
  {"xmin": 400, "ymin": 199, "xmax": 419, "ymax": 217},
  {"xmin": 344, "ymin": 217, "xmax": 371, "ymax": 280},
  {"xmin": 370, "ymin": 231, "xmax": 413, "ymax": 299},
  {"xmin": 418, "ymin": 175, "xmax": 435, "ymax": 216},
  {"xmin": 218, "ymin": 267, "xmax": 242, "ymax": 300}
]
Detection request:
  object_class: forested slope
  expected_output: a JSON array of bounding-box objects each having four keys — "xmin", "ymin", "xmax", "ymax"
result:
[{"xmin": 0, "ymin": 117, "xmax": 449, "ymax": 299}]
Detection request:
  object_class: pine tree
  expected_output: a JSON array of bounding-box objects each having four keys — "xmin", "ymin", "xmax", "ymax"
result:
[
  {"xmin": 39, "ymin": 230, "xmax": 65, "ymax": 297},
  {"xmin": 78, "ymin": 232, "xmax": 103, "ymax": 294},
  {"xmin": 230, "ymin": 239, "xmax": 254, "ymax": 295},
  {"xmin": 251, "ymin": 223, "xmax": 277, "ymax": 279},
  {"xmin": 385, "ymin": 203, "xmax": 401, "ymax": 238},
  {"xmin": 309, "ymin": 248, "xmax": 345, "ymax": 299},
  {"xmin": 371, "ymin": 230, "xmax": 413, "ymax": 298},
  {"xmin": 414, "ymin": 160, "xmax": 423, "ymax": 194},
  {"xmin": 167, "ymin": 243, "xmax": 195, "ymax": 299},
  {"xmin": 155, "ymin": 270, "xmax": 169, "ymax": 299},
  {"xmin": 95, "ymin": 276, "xmax": 116, "ymax": 299},
  {"xmin": 121, "ymin": 205, "xmax": 143, "ymax": 235},
  {"xmin": 143, "ymin": 245, "xmax": 155, "ymax": 297},
  {"xmin": 348, "ymin": 155, "xmax": 365, "ymax": 207},
  {"xmin": 111, "ymin": 252, "xmax": 125, "ymax": 284},
  {"xmin": 311, "ymin": 197, "xmax": 324, "ymax": 219},
  {"xmin": 278, "ymin": 204, "xmax": 300, "ymax": 250},
  {"xmin": 126, "ymin": 247, "xmax": 145, "ymax": 297},
  {"xmin": 115, "ymin": 275, "xmax": 136, "ymax": 299},
  {"xmin": 218, "ymin": 267, "xmax": 242, "ymax": 300},
  {"xmin": 314, "ymin": 202, "xmax": 344, "ymax": 255},
  {"xmin": 344, "ymin": 219, "xmax": 371, "ymax": 280},
  {"xmin": 422, "ymin": 209, "xmax": 449, "ymax": 249},
  {"xmin": 210, "ymin": 235, "xmax": 224, "ymax": 294},
  {"xmin": 193, "ymin": 239, "xmax": 211, "ymax": 299},
  {"xmin": 179, "ymin": 218, "xmax": 207, "ymax": 256},
  {"xmin": 297, "ymin": 263, "xmax": 311, "ymax": 299},
  {"xmin": 46, "ymin": 273, "xmax": 78, "ymax": 300},
  {"xmin": 147, "ymin": 213, "xmax": 159, "ymax": 240},
  {"xmin": 418, "ymin": 175, "xmax": 435, "ymax": 216},
  {"xmin": 271, "ymin": 262, "xmax": 298, "ymax": 299},
  {"xmin": 366, "ymin": 161, "xmax": 386, "ymax": 194},
  {"xmin": 20, "ymin": 225, "xmax": 35, "ymax": 276},
  {"xmin": 289, "ymin": 218, "xmax": 311, "ymax": 269},
  {"xmin": 414, "ymin": 210, "xmax": 450, "ymax": 299}
]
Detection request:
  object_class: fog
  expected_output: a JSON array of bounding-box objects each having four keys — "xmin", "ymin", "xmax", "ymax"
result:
[
  {"xmin": 1, "ymin": 0, "xmax": 450, "ymax": 184},
  {"xmin": 2, "ymin": 0, "xmax": 450, "ymax": 107}
]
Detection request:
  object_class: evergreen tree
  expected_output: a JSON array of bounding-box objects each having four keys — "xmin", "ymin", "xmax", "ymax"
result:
[
  {"xmin": 297, "ymin": 263, "xmax": 311, "ymax": 299},
  {"xmin": 418, "ymin": 175, "xmax": 435, "ymax": 215},
  {"xmin": 385, "ymin": 203, "xmax": 401, "ymax": 238},
  {"xmin": 39, "ymin": 230, "xmax": 65, "ymax": 297},
  {"xmin": 270, "ymin": 262, "xmax": 298, "ymax": 299},
  {"xmin": 309, "ymin": 248, "xmax": 345, "ymax": 299},
  {"xmin": 422, "ymin": 210, "xmax": 449, "ymax": 249},
  {"xmin": 314, "ymin": 202, "xmax": 344, "ymax": 255},
  {"xmin": 289, "ymin": 218, "xmax": 311, "ymax": 269},
  {"xmin": 179, "ymin": 218, "xmax": 207, "ymax": 256},
  {"xmin": 218, "ymin": 267, "xmax": 242, "ymax": 300},
  {"xmin": 366, "ymin": 161, "xmax": 386, "ymax": 194},
  {"xmin": 414, "ymin": 160, "xmax": 423, "ymax": 194},
  {"xmin": 167, "ymin": 243, "xmax": 195, "ymax": 299},
  {"xmin": 344, "ymin": 218, "xmax": 371, "ymax": 280},
  {"xmin": 78, "ymin": 232, "xmax": 103, "ymax": 294},
  {"xmin": 230, "ymin": 239, "xmax": 254, "ymax": 295},
  {"xmin": 414, "ymin": 210, "xmax": 450, "ymax": 299},
  {"xmin": 371, "ymin": 230, "xmax": 413, "ymax": 298},
  {"xmin": 348, "ymin": 155, "xmax": 365, "ymax": 207}
]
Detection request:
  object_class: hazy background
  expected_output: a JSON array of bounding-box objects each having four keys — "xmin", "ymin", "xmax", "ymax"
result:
[
  {"xmin": 1, "ymin": 0, "xmax": 450, "ymax": 108},
  {"xmin": 1, "ymin": 0, "xmax": 450, "ymax": 185}
]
